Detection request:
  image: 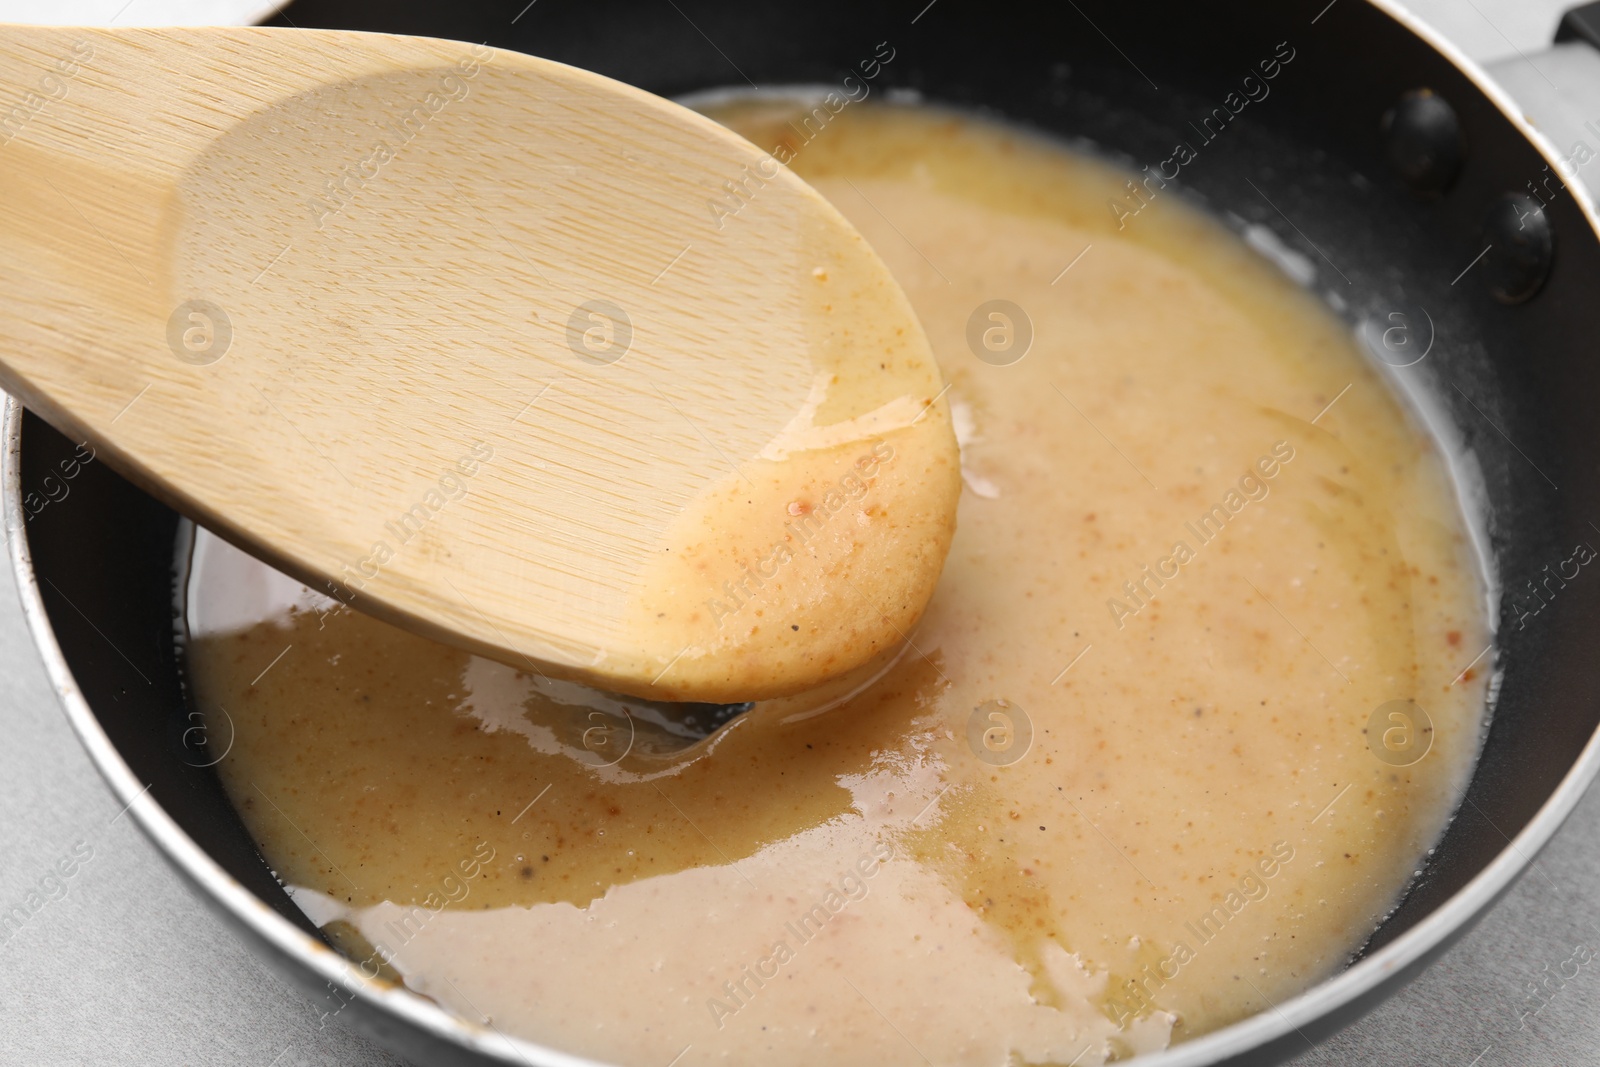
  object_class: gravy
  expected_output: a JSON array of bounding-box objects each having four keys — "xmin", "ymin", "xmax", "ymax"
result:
[{"xmin": 185, "ymin": 101, "xmax": 1489, "ymax": 1065}]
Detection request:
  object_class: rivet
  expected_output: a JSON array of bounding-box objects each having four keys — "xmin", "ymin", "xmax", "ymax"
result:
[
  {"xmin": 1482, "ymin": 193, "xmax": 1553, "ymax": 304},
  {"xmin": 1381, "ymin": 89, "xmax": 1465, "ymax": 195}
]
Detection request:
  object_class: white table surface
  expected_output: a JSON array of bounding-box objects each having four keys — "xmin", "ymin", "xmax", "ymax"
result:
[{"xmin": 0, "ymin": 1, "xmax": 1593, "ymax": 1064}]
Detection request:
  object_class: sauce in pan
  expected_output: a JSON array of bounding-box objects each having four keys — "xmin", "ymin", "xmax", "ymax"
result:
[{"xmin": 184, "ymin": 102, "xmax": 1490, "ymax": 1064}]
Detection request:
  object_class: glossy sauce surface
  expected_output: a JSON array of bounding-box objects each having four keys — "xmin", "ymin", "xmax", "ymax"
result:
[{"xmin": 186, "ymin": 103, "xmax": 1490, "ymax": 1065}]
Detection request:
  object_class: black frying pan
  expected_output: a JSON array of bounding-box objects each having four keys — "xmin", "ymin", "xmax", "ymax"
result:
[{"xmin": 12, "ymin": 0, "xmax": 1600, "ymax": 1063}]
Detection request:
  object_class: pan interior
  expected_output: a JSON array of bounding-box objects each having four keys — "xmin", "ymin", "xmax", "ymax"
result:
[{"xmin": 176, "ymin": 91, "xmax": 1490, "ymax": 1060}]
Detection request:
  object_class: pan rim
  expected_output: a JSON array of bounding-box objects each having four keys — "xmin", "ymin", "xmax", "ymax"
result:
[
  {"xmin": 7, "ymin": 0, "xmax": 1600, "ymax": 1060},
  {"xmin": 1, "ymin": 400, "xmax": 602, "ymax": 1066}
]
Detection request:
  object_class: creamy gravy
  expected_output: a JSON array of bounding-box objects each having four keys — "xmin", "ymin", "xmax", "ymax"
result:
[{"xmin": 185, "ymin": 102, "xmax": 1489, "ymax": 1065}]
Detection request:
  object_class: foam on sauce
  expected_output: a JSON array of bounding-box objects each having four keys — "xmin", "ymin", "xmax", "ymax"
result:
[{"xmin": 184, "ymin": 103, "xmax": 1490, "ymax": 1064}]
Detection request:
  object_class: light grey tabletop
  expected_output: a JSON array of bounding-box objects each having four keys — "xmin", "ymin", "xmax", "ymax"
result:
[{"xmin": 0, "ymin": 2, "xmax": 1594, "ymax": 1065}]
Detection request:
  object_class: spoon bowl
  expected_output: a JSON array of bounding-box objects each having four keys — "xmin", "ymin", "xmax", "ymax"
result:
[{"xmin": 0, "ymin": 25, "xmax": 960, "ymax": 702}]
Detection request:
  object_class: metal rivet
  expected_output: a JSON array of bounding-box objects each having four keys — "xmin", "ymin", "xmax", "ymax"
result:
[
  {"xmin": 1482, "ymin": 193, "xmax": 1554, "ymax": 304},
  {"xmin": 1381, "ymin": 89, "xmax": 1465, "ymax": 195}
]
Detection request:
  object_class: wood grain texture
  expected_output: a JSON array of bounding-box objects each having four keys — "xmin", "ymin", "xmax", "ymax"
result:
[{"xmin": 0, "ymin": 26, "xmax": 959, "ymax": 701}]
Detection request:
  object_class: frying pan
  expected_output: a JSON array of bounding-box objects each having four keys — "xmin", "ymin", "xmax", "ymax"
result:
[{"xmin": 9, "ymin": 0, "xmax": 1600, "ymax": 1063}]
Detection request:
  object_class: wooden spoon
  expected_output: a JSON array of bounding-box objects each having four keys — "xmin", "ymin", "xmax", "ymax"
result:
[{"xmin": 0, "ymin": 26, "xmax": 960, "ymax": 703}]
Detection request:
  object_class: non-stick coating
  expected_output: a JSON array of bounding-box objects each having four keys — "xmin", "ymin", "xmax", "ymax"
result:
[{"xmin": 18, "ymin": 1, "xmax": 1600, "ymax": 1063}]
